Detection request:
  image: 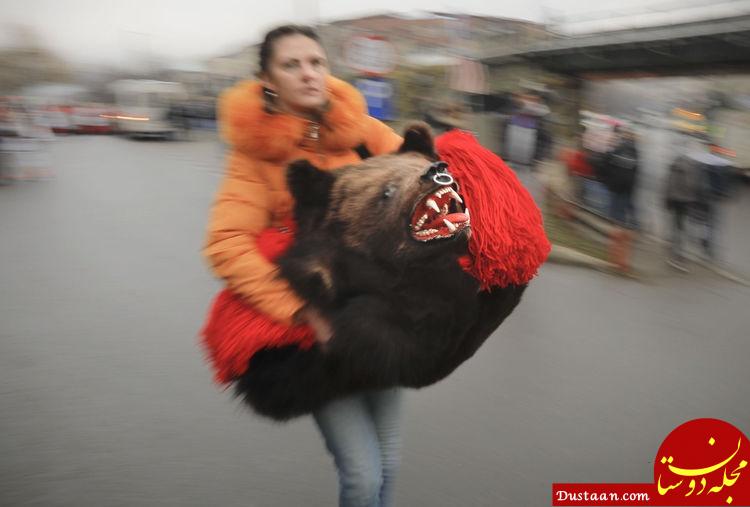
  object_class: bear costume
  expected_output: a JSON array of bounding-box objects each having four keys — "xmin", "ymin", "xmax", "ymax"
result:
[{"xmin": 203, "ymin": 124, "xmax": 549, "ymax": 420}]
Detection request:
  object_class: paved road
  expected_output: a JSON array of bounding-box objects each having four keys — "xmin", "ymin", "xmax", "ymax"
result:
[{"xmin": 2, "ymin": 135, "xmax": 749, "ymax": 506}]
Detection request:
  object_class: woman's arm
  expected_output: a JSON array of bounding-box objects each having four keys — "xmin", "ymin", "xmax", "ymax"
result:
[{"xmin": 203, "ymin": 152, "xmax": 305, "ymax": 325}]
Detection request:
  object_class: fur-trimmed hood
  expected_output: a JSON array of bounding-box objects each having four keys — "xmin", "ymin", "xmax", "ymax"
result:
[{"xmin": 218, "ymin": 76, "xmax": 369, "ymax": 162}]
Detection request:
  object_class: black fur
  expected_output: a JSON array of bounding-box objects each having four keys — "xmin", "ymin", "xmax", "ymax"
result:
[
  {"xmin": 234, "ymin": 126, "xmax": 526, "ymax": 420},
  {"xmin": 286, "ymin": 159, "xmax": 336, "ymax": 232}
]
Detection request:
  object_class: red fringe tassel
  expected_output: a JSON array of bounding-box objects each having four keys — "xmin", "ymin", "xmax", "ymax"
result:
[{"xmin": 436, "ymin": 129, "xmax": 550, "ymax": 289}]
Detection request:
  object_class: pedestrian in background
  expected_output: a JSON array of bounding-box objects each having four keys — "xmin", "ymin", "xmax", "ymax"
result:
[
  {"xmin": 562, "ymin": 134, "xmax": 595, "ymax": 204},
  {"xmin": 664, "ymin": 152, "xmax": 701, "ymax": 272},
  {"xmin": 685, "ymin": 137, "xmax": 733, "ymax": 262},
  {"xmin": 600, "ymin": 126, "xmax": 639, "ymax": 227}
]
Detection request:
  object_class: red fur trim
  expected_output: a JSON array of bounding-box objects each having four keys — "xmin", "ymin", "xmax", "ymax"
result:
[
  {"xmin": 436, "ymin": 130, "xmax": 551, "ymax": 288},
  {"xmin": 218, "ymin": 76, "xmax": 368, "ymax": 162},
  {"xmin": 201, "ymin": 289, "xmax": 316, "ymax": 385},
  {"xmin": 201, "ymin": 219, "xmax": 316, "ymax": 385}
]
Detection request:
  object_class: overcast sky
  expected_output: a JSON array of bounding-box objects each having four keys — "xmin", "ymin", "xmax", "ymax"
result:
[{"xmin": 0, "ymin": 0, "xmax": 744, "ymax": 66}]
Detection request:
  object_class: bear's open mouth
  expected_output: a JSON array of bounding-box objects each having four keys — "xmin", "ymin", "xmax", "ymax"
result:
[{"xmin": 410, "ymin": 184, "xmax": 470, "ymax": 242}]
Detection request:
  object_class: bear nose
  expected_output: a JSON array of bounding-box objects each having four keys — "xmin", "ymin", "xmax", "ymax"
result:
[{"xmin": 422, "ymin": 161, "xmax": 453, "ymax": 185}]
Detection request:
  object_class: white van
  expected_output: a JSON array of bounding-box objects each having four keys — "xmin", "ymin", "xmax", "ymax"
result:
[{"xmin": 109, "ymin": 80, "xmax": 188, "ymax": 138}]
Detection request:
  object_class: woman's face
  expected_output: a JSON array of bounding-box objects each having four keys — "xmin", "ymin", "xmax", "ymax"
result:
[{"xmin": 262, "ymin": 34, "xmax": 329, "ymax": 115}]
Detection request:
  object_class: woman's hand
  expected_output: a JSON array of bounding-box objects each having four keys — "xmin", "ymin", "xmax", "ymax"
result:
[{"xmin": 297, "ymin": 307, "xmax": 333, "ymax": 344}]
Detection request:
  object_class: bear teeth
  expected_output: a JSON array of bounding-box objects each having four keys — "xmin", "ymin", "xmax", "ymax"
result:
[
  {"xmin": 434, "ymin": 186, "xmax": 462, "ymax": 203},
  {"xmin": 443, "ymin": 219, "xmax": 457, "ymax": 232},
  {"xmin": 426, "ymin": 199, "xmax": 441, "ymax": 213},
  {"xmin": 416, "ymin": 214, "xmax": 428, "ymax": 228}
]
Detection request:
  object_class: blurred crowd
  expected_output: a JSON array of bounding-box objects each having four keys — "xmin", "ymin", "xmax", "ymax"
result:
[{"xmin": 559, "ymin": 108, "xmax": 746, "ymax": 272}]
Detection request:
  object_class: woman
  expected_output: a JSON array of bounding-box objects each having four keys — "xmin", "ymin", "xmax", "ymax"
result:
[{"xmin": 203, "ymin": 25, "xmax": 403, "ymax": 507}]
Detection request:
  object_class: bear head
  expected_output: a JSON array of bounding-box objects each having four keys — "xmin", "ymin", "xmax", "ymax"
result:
[{"xmin": 286, "ymin": 123, "xmax": 471, "ymax": 263}]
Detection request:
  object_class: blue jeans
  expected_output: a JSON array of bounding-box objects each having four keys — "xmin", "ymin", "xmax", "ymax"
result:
[
  {"xmin": 609, "ymin": 191, "xmax": 638, "ymax": 228},
  {"xmin": 313, "ymin": 389, "xmax": 403, "ymax": 507},
  {"xmin": 582, "ymin": 179, "xmax": 609, "ymax": 214}
]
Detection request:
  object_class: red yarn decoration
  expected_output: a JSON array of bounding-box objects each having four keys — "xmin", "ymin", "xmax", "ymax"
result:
[{"xmin": 436, "ymin": 129, "xmax": 550, "ymax": 289}]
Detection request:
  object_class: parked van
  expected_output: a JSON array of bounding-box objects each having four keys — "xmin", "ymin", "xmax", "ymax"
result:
[{"xmin": 109, "ymin": 80, "xmax": 188, "ymax": 139}]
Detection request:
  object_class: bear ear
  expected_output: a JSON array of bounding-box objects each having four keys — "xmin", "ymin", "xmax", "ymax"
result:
[
  {"xmin": 287, "ymin": 159, "xmax": 335, "ymax": 229},
  {"xmin": 398, "ymin": 122, "xmax": 437, "ymax": 159}
]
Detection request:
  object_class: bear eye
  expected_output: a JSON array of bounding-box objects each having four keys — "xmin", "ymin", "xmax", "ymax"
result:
[{"xmin": 382, "ymin": 184, "xmax": 396, "ymax": 199}]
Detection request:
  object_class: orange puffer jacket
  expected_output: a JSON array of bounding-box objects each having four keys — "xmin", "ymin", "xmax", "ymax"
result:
[{"xmin": 204, "ymin": 76, "xmax": 402, "ymax": 325}]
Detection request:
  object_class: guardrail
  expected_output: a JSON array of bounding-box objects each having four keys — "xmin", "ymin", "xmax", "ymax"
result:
[{"xmin": 545, "ymin": 183, "xmax": 636, "ymax": 273}]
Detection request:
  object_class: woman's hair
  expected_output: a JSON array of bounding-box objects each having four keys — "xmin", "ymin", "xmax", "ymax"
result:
[{"xmin": 258, "ymin": 24, "xmax": 322, "ymax": 75}]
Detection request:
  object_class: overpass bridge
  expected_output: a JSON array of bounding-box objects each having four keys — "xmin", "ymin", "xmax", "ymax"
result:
[{"xmin": 482, "ymin": 15, "xmax": 750, "ymax": 76}]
